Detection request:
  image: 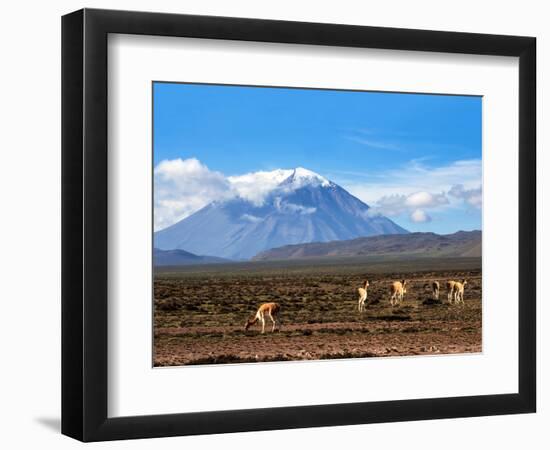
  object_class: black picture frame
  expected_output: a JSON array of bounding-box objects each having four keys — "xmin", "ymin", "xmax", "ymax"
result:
[{"xmin": 62, "ymin": 8, "xmax": 536, "ymax": 442}]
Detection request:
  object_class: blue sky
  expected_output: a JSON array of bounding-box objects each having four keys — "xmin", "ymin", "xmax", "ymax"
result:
[{"xmin": 153, "ymin": 82, "xmax": 482, "ymax": 233}]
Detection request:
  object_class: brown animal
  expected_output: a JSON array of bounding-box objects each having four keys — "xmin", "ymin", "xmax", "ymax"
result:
[
  {"xmin": 244, "ymin": 302, "xmax": 280, "ymax": 333},
  {"xmin": 357, "ymin": 280, "xmax": 370, "ymax": 312},
  {"xmin": 453, "ymin": 280, "xmax": 468, "ymax": 305},
  {"xmin": 423, "ymin": 281, "xmax": 440, "ymax": 300},
  {"xmin": 389, "ymin": 280, "xmax": 407, "ymax": 306},
  {"xmin": 446, "ymin": 281, "xmax": 457, "ymax": 303}
]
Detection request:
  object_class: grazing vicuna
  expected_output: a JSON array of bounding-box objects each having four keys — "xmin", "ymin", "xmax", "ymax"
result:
[
  {"xmin": 357, "ymin": 280, "xmax": 370, "ymax": 312},
  {"xmin": 453, "ymin": 280, "xmax": 467, "ymax": 305},
  {"xmin": 244, "ymin": 302, "xmax": 280, "ymax": 334},
  {"xmin": 389, "ymin": 280, "xmax": 407, "ymax": 306}
]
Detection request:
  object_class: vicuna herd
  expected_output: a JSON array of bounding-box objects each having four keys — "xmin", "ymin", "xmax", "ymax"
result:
[
  {"xmin": 244, "ymin": 278, "xmax": 468, "ymax": 333},
  {"xmin": 356, "ymin": 278, "xmax": 468, "ymax": 312}
]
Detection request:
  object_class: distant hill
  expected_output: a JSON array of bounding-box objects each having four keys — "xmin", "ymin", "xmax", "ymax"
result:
[
  {"xmin": 253, "ymin": 230, "xmax": 481, "ymax": 261},
  {"xmin": 153, "ymin": 248, "xmax": 230, "ymax": 266}
]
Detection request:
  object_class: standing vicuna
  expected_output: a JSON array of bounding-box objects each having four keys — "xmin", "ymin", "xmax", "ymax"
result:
[
  {"xmin": 446, "ymin": 280, "xmax": 457, "ymax": 303},
  {"xmin": 423, "ymin": 281, "xmax": 440, "ymax": 300},
  {"xmin": 244, "ymin": 302, "xmax": 280, "ymax": 334},
  {"xmin": 389, "ymin": 280, "xmax": 407, "ymax": 306},
  {"xmin": 453, "ymin": 280, "xmax": 468, "ymax": 305},
  {"xmin": 357, "ymin": 280, "xmax": 370, "ymax": 313}
]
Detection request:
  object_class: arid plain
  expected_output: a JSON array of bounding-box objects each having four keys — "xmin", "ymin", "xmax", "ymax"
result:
[{"xmin": 154, "ymin": 256, "xmax": 481, "ymax": 366}]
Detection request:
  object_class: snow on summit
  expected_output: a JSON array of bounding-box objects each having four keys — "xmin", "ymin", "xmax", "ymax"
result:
[
  {"xmin": 227, "ymin": 167, "xmax": 332, "ymax": 205},
  {"xmin": 282, "ymin": 167, "xmax": 332, "ymax": 188}
]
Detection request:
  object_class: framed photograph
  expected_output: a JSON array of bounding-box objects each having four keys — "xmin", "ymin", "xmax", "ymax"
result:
[{"xmin": 62, "ymin": 8, "xmax": 536, "ymax": 442}]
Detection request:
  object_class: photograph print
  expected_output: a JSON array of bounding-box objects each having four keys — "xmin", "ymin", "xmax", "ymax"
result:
[{"xmin": 153, "ymin": 82, "xmax": 482, "ymax": 367}]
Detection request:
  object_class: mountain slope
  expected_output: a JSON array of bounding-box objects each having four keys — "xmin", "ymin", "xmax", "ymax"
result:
[
  {"xmin": 153, "ymin": 248, "xmax": 230, "ymax": 266},
  {"xmin": 253, "ymin": 230, "xmax": 481, "ymax": 261},
  {"xmin": 154, "ymin": 167, "xmax": 408, "ymax": 260}
]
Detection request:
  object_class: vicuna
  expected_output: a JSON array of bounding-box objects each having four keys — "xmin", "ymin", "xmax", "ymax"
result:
[
  {"xmin": 244, "ymin": 302, "xmax": 280, "ymax": 334},
  {"xmin": 389, "ymin": 280, "xmax": 407, "ymax": 306},
  {"xmin": 357, "ymin": 280, "xmax": 370, "ymax": 312}
]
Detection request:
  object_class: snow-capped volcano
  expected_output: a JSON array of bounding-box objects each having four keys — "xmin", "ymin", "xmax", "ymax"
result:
[{"xmin": 154, "ymin": 167, "xmax": 408, "ymax": 260}]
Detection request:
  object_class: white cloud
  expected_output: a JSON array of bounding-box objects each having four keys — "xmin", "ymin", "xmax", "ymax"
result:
[
  {"xmin": 154, "ymin": 158, "xmax": 230, "ymax": 231},
  {"xmin": 227, "ymin": 167, "xmax": 329, "ymax": 205},
  {"xmin": 345, "ymin": 136, "xmax": 401, "ymax": 151},
  {"xmin": 410, "ymin": 209, "xmax": 432, "ymax": 223},
  {"xmin": 448, "ymin": 184, "xmax": 482, "ymax": 209},
  {"xmin": 344, "ymin": 159, "xmax": 482, "ymax": 204},
  {"xmin": 227, "ymin": 169, "xmax": 293, "ymax": 206},
  {"xmin": 370, "ymin": 190, "xmax": 448, "ymax": 217},
  {"xmin": 241, "ymin": 214, "xmax": 264, "ymax": 223},
  {"xmin": 405, "ymin": 191, "xmax": 448, "ymax": 208},
  {"xmin": 340, "ymin": 159, "xmax": 482, "ymax": 223},
  {"xmin": 273, "ymin": 197, "xmax": 316, "ymax": 215}
]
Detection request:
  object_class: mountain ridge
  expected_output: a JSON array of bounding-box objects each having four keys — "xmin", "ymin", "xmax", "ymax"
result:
[
  {"xmin": 253, "ymin": 230, "xmax": 481, "ymax": 261},
  {"xmin": 153, "ymin": 248, "xmax": 230, "ymax": 266}
]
